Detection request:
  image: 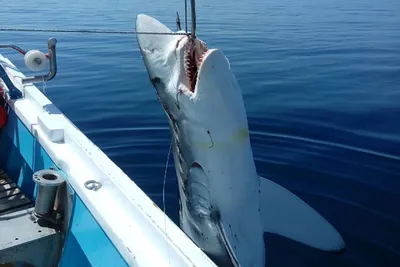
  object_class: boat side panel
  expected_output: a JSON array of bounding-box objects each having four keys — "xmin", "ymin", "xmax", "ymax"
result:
[
  {"xmin": 0, "ymin": 109, "xmax": 128, "ymax": 267},
  {"xmin": 60, "ymin": 195, "xmax": 129, "ymax": 267},
  {"xmin": 0, "ymin": 108, "xmax": 53, "ymax": 199},
  {"xmin": 58, "ymin": 232, "xmax": 92, "ymax": 267}
]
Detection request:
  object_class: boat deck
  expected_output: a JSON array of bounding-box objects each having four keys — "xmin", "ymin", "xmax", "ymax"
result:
[
  {"xmin": 0, "ymin": 169, "xmax": 62, "ymax": 266},
  {"xmin": 0, "ymin": 169, "xmax": 32, "ymax": 214}
]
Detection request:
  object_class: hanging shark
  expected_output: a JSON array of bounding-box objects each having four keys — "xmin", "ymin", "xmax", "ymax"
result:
[{"xmin": 136, "ymin": 14, "xmax": 345, "ymax": 267}]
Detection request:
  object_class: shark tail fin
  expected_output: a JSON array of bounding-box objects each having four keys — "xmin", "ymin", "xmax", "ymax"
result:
[{"xmin": 259, "ymin": 177, "xmax": 345, "ymax": 252}]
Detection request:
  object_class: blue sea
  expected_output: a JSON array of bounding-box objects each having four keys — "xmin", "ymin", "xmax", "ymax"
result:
[{"xmin": 1, "ymin": 0, "xmax": 399, "ymax": 266}]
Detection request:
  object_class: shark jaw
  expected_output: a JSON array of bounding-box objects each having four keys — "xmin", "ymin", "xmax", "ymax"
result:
[
  {"xmin": 184, "ymin": 38, "xmax": 209, "ymax": 92},
  {"xmin": 136, "ymin": 14, "xmax": 212, "ymax": 100}
]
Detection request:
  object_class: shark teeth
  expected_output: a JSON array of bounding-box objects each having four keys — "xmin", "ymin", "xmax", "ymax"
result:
[{"xmin": 184, "ymin": 39, "xmax": 208, "ymax": 93}]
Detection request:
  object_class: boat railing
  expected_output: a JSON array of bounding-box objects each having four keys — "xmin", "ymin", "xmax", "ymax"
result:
[{"xmin": 0, "ymin": 37, "xmax": 58, "ymax": 89}]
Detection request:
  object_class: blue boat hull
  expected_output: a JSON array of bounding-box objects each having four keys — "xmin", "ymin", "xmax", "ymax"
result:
[{"xmin": 0, "ymin": 108, "xmax": 127, "ymax": 266}]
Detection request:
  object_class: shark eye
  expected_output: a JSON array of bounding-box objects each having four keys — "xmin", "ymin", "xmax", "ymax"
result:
[{"xmin": 151, "ymin": 77, "xmax": 161, "ymax": 84}]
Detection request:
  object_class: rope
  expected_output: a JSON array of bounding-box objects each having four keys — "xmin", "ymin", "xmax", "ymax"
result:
[
  {"xmin": 162, "ymin": 140, "xmax": 173, "ymax": 266},
  {"xmin": 0, "ymin": 28, "xmax": 190, "ymax": 36}
]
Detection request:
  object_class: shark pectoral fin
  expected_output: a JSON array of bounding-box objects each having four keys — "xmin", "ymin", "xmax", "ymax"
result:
[{"xmin": 259, "ymin": 177, "xmax": 345, "ymax": 252}]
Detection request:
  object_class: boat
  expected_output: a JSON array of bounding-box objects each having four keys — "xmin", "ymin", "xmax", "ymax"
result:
[{"xmin": 0, "ymin": 37, "xmax": 217, "ymax": 266}]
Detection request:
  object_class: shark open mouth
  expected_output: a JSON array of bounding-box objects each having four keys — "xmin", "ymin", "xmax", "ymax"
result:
[{"xmin": 184, "ymin": 39, "xmax": 208, "ymax": 92}]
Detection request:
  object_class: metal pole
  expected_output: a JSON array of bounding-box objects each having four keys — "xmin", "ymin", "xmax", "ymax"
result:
[{"xmin": 190, "ymin": 0, "xmax": 196, "ymax": 39}]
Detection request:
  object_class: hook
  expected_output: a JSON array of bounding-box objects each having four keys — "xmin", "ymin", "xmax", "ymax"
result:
[{"xmin": 176, "ymin": 12, "xmax": 182, "ymax": 31}]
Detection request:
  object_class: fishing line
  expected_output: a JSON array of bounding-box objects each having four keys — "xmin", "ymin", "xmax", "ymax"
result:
[
  {"xmin": 41, "ymin": 77, "xmax": 47, "ymax": 93},
  {"xmin": 0, "ymin": 28, "xmax": 191, "ymax": 36},
  {"xmin": 0, "ymin": 0, "xmax": 197, "ymax": 38},
  {"xmin": 163, "ymin": 140, "xmax": 173, "ymax": 265}
]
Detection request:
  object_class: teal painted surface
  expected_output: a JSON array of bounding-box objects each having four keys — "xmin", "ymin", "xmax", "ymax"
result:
[
  {"xmin": 58, "ymin": 231, "xmax": 92, "ymax": 267},
  {"xmin": 0, "ymin": 108, "xmax": 128, "ymax": 267},
  {"xmin": 0, "ymin": 109, "xmax": 53, "ymax": 199},
  {"xmin": 59, "ymin": 195, "xmax": 129, "ymax": 267}
]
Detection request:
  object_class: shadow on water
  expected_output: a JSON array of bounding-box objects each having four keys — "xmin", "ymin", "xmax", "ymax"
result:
[{"xmin": 43, "ymin": 104, "xmax": 63, "ymax": 115}]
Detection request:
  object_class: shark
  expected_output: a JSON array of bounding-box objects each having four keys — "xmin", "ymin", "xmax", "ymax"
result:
[{"xmin": 135, "ymin": 14, "xmax": 345, "ymax": 267}]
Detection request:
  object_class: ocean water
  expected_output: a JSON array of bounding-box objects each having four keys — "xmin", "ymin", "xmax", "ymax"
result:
[{"xmin": 1, "ymin": 0, "xmax": 400, "ymax": 266}]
